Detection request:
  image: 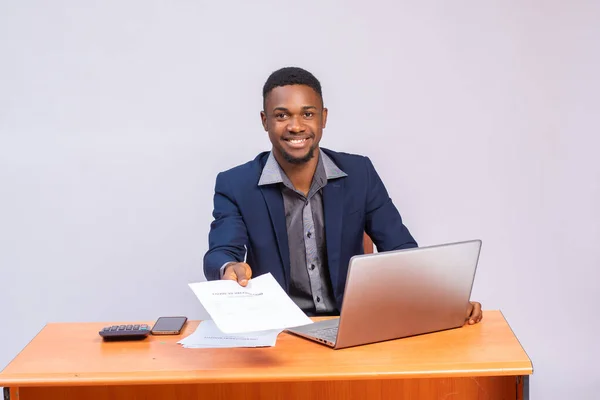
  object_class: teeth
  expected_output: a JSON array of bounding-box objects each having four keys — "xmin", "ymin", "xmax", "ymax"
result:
[{"xmin": 289, "ymin": 139, "xmax": 306, "ymax": 144}]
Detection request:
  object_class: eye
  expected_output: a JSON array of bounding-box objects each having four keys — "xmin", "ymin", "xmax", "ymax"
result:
[
  {"xmin": 304, "ymin": 112, "xmax": 314, "ymax": 118},
  {"xmin": 275, "ymin": 113, "xmax": 288, "ymax": 120}
]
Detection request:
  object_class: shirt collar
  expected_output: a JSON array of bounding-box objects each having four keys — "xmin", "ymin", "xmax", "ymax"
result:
[{"xmin": 258, "ymin": 150, "xmax": 347, "ymax": 186}]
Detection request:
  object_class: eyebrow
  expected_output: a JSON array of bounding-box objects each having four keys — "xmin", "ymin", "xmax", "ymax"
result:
[{"xmin": 271, "ymin": 106, "xmax": 318, "ymax": 113}]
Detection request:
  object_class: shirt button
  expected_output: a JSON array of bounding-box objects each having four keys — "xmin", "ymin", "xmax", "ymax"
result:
[
  {"xmin": 307, "ymin": 232, "xmax": 312, "ymax": 238},
  {"xmin": 316, "ymin": 296, "xmax": 321, "ymax": 302}
]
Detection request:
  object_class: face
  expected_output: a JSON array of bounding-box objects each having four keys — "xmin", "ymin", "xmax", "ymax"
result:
[{"xmin": 261, "ymin": 84, "xmax": 328, "ymax": 165}]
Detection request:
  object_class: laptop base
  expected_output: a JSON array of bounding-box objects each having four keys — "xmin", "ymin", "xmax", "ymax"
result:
[{"xmin": 286, "ymin": 318, "xmax": 340, "ymax": 348}]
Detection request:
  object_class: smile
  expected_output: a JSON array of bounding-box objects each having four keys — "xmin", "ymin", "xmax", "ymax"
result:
[{"xmin": 283, "ymin": 137, "xmax": 312, "ymax": 149}]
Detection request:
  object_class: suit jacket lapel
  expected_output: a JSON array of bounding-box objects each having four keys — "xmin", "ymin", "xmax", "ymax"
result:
[
  {"xmin": 323, "ymin": 178, "xmax": 345, "ymax": 294},
  {"xmin": 260, "ymin": 185, "xmax": 291, "ymax": 288}
]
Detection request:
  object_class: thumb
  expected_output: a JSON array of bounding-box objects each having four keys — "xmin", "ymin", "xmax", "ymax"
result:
[{"xmin": 234, "ymin": 263, "xmax": 252, "ymax": 286}]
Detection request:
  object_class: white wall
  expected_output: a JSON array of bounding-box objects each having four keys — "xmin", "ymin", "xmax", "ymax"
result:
[{"xmin": 1, "ymin": 1, "xmax": 599, "ymax": 398}]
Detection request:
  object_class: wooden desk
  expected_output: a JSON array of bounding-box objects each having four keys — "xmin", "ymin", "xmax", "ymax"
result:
[{"xmin": 0, "ymin": 310, "xmax": 532, "ymax": 400}]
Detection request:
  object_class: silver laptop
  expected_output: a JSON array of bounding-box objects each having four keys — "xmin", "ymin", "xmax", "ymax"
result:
[{"xmin": 285, "ymin": 239, "xmax": 482, "ymax": 349}]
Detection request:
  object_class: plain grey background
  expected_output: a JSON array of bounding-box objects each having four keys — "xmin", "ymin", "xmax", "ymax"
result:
[{"xmin": 1, "ymin": 1, "xmax": 598, "ymax": 398}]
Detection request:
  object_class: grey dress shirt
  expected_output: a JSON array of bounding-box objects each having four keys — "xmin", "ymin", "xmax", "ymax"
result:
[{"xmin": 257, "ymin": 151, "xmax": 347, "ymax": 316}]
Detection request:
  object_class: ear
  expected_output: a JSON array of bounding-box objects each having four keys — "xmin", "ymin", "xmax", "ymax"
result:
[
  {"xmin": 321, "ymin": 107, "xmax": 328, "ymax": 129},
  {"xmin": 260, "ymin": 111, "xmax": 268, "ymax": 131}
]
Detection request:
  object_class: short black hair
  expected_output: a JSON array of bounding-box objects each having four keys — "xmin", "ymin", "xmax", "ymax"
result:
[{"xmin": 262, "ymin": 67, "xmax": 323, "ymax": 109}]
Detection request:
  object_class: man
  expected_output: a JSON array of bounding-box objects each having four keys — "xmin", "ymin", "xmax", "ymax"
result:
[{"xmin": 203, "ymin": 67, "xmax": 482, "ymax": 324}]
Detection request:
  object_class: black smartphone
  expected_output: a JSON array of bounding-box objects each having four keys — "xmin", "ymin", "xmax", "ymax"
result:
[{"xmin": 151, "ymin": 316, "xmax": 188, "ymax": 335}]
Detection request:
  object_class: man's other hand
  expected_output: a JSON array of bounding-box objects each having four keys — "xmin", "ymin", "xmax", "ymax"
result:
[
  {"xmin": 466, "ymin": 301, "xmax": 483, "ymax": 325},
  {"xmin": 222, "ymin": 262, "xmax": 252, "ymax": 287}
]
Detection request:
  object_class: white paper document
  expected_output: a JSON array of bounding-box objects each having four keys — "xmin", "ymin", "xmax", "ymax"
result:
[
  {"xmin": 177, "ymin": 319, "xmax": 282, "ymax": 348},
  {"xmin": 188, "ymin": 273, "xmax": 313, "ymax": 334}
]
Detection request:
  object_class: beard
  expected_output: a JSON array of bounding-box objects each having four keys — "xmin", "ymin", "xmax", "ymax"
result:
[{"xmin": 281, "ymin": 144, "xmax": 317, "ymax": 164}]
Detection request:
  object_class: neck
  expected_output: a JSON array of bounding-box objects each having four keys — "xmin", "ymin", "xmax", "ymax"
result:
[{"xmin": 273, "ymin": 148, "xmax": 320, "ymax": 196}]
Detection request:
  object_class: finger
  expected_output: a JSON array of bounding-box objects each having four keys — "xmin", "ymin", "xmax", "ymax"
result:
[
  {"xmin": 222, "ymin": 266, "xmax": 239, "ymax": 282},
  {"xmin": 234, "ymin": 263, "xmax": 252, "ymax": 286},
  {"xmin": 474, "ymin": 302, "xmax": 483, "ymax": 323},
  {"xmin": 469, "ymin": 302, "xmax": 482, "ymax": 324},
  {"xmin": 465, "ymin": 302, "xmax": 474, "ymax": 324}
]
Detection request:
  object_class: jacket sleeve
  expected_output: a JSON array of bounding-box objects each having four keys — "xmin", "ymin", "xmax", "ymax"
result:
[
  {"xmin": 363, "ymin": 157, "xmax": 418, "ymax": 251},
  {"xmin": 203, "ymin": 172, "xmax": 249, "ymax": 281}
]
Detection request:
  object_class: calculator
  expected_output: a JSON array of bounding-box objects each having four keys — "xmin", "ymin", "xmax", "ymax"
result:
[{"xmin": 99, "ymin": 324, "xmax": 151, "ymax": 341}]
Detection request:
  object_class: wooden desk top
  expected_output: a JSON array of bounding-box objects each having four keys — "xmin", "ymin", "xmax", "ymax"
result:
[{"xmin": 0, "ymin": 310, "xmax": 532, "ymax": 387}]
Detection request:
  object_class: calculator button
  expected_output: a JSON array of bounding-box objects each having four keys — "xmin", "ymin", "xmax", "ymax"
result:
[
  {"xmin": 110, "ymin": 326, "xmax": 118, "ymax": 331},
  {"xmin": 103, "ymin": 327, "xmax": 110, "ymax": 332},
  {"xmin": 126, "ymin": 325, "xmax": 133, "ymax": 330},
  {"xmin": 133, "ymin": 325, "xmax": 140, "ymax": 330},
  {"xmin": 118, "ymin": 325, "xmax": 125, "ymax": 330}
]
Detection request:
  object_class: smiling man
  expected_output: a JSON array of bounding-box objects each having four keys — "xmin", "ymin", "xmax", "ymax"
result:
[{"xmin": 203, "ymin": 67, "xmax": 483, "ymax": 324}]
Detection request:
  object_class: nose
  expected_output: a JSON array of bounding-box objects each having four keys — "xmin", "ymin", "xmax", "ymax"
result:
[{"xmin": 287, "ymin": 115, "xmax": 305, "ymax": 133}]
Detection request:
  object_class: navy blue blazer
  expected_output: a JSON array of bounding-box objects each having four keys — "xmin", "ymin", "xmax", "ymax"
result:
[{"xmin": 203, "ymin": 148, "xmax": 418, "ymax": 310}]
